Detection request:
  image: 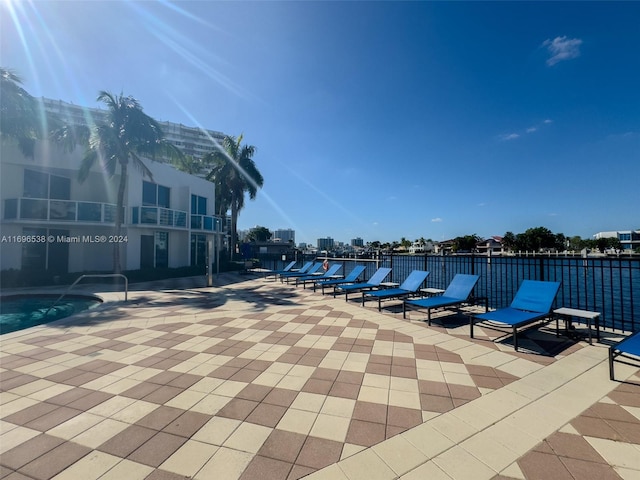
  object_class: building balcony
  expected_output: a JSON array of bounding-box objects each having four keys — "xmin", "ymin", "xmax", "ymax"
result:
[
  {"xmin": 190, "ymin": 214, "xmax": 223, "ymax": 233},
  {"xmin": 130, "ymin": 206, "xmax": 188, "ymax": 229},
  {"xmin": 3, "ymin": 198, "xmax": 119, "ymax": 224},
  {"xmin": 4, "ymin": 199, "xmax": 223, "ymax": 234}
]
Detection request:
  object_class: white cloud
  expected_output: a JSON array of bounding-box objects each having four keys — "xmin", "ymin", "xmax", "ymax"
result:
[
  {"xmin": 500, "ymin": 119, "xmax": 553, "ymax": 141},
  {"xmin": 431, "ymin": 218, "xmax": 443, "ymax": 223},
  {"xmin": 500, "ymin": 133, "xmax": 520, "ymax": 141},
  {"xmin": 543, "ymin": 36, "xmax": 582, "ymax": 66}
]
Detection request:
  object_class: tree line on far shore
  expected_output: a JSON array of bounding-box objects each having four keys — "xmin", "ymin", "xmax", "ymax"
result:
[{"xmin": 244, "ymin": 225, "xmax": 629, "ymax": 254}]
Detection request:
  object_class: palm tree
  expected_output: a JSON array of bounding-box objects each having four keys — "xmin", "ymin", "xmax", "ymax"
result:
[
  {"xmin": 78, "ymin": 91, "xmax": 181, "ymax": 273},
  {"xmin": 0, "ymin": 67, "xmax": 40, "ymax": 158},
  {"xmin": 171, "ymin": 153, "xmax": 204, "ymax": 176},
  {"xmin": 203, "ymin": 135, "xmax": 263, "ymax": 260}
]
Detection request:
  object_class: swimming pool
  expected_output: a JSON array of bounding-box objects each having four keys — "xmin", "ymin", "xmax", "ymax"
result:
[{"xmin": 0, "ymin": 294, "xmax": 102, "ymax": 335}]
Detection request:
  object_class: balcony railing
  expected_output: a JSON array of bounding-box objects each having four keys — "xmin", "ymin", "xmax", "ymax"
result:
[
  {"xmin": 5, "ymin": 198, "xmax": 224, "ymax": 234},
  {"xmin": 190, "ymin": 214, "xmax": 223, "ymax": 232},
  {"xmin": 131, "ymin": 206, "xmax": 187, "ymax": 229},
  {"xmin": 3, "ymin": 198, "xmax": 118, "ymax": 224}
]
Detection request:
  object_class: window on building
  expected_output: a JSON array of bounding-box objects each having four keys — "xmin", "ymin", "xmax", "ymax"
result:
[
  {"xmin": 22, "ymin": 228, "xmax": 47, "ymax": 270},
  {"xmin": 143, "ymin": 181, "xmax": 171, "ymax": 208},
  {"xmin": 191, "ymin": 234, "xmax": 207, "ymax": 266},
  {"xmin": 24, "ymin": 170, "xmax": 48, "ymax": 198},
  {"xmin": 157, "ymin": 185, "xmax": 170, "ymax": 208},
  {"xmin": 50, "ymin": 175, "xmax": 71, "ymax": 200},
  {"xmin": 191, "ymin": 195, "xmax": 207, "ymax": 215},
  {"xmin": 155, "ymin": 232, "xmax": 169, "ymax": 268},
  {"xmin": 23, "ymin": 170, "xmax": 70, "ymax": 200},
  {"xmin": 142, "ymin": 181, "xmax": 157, "ymax": 206}
]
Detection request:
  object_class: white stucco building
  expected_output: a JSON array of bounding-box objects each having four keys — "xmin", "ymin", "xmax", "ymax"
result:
[
  {"xmin": 593, "ymin": 230, "xmax": 640, "ymax": 251},
  {"xmin": 1, "ymin": 140, "xmax": 224, "ymax": 275}
]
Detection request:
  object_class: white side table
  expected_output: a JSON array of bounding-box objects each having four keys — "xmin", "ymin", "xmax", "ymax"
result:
[
  {"xmin": 553, "ymin": 307, "xmax": 601, "ymax": 345},
  {"xmin": 420, "ymin": 288, "xmax": 445, "ymax": 297}
]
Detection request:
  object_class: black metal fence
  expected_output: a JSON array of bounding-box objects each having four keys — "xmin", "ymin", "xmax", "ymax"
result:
[{"xmin": 257, "ymin": 253, "xmax": 639, "ymax": 333}]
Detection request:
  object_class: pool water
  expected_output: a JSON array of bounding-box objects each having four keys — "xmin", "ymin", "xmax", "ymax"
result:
[{"xmin": 0, "ymin": 295, "xmax": 102, "ymax": 335}]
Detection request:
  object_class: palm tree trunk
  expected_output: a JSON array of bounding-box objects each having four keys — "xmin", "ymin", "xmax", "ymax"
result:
[
  {"xmin": 230, "ymin": 198, "xmax": 238, "ymax": 261},
  {"xmin": 114, "ymin": 163, "xmax": 127, "ymax": 274}
]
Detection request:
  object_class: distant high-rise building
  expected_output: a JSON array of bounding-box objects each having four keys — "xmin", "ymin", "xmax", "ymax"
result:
[
  {"xmin": 351, "ymin": 237, "xmax": 364, "ymax": 247},
  {"xmin": 274, "ymin": 228, "xmax": 295, "ymax": 244},
  {"xmin": 41, "ymin": 98, "xmax": 227, "ymax": 160},
  {"xmin": 317, "ymin": 237, "xmax": 335, "ymax": 251}
]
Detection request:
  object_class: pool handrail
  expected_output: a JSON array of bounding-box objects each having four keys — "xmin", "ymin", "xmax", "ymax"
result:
[{"xmin": 45, "ymin": 274, "xmax": 128, "ymax": 316}]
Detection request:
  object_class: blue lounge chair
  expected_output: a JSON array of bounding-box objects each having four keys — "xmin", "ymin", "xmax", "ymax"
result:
[
  {"xmin": 403, "ymin": 274, "xmax": 482, "ymax": 325},
  {"xmin": 470, "ymin": 280, "xmax": 561, "ymax": 351},
  {"xmin": 314, "ymin": 265, "xmax": 366, "ymax": 294},
  {"xmin": 281, "ymin": 262, "xmax": 323, "ymax": 283},
  {"xmin": 295, "ymin": 264, "xmax": 343, "ymax": 288},
  {"xmin": 277, "ymin": 261, "xmax": 313, "ymax": 280},
  {"xmin": 263, "ymin": 260, "xmax": 297, "ymax": 279},
  {"xmin": 609, "ymin": 331, "xmax": 640, "ymax": 381},
  {"xmin": 335, "ymin": 267, "xmax": 392, "ymax": 301},
  {"xmin": 362, "ymin": 270, "xmax": 430, "ymax": 311}
]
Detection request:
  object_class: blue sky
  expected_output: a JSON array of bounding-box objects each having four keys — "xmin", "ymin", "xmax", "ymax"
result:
[{"xmin": 3, "ymin": 1, "xmax": 639, "ymax": 245}]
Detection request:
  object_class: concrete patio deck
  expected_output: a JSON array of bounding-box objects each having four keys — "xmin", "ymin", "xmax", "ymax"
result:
[{"xmin": 1, "ymin": 273, "xmax": 638, "ymax": 480}]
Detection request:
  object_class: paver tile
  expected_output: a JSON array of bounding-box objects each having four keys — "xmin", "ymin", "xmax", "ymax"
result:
[{"xmin": 1, "ymin": 275, "xmax": 636, "ymax": 480}]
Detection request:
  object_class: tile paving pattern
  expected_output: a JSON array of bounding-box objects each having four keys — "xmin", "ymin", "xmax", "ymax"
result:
[
  {"xmin": 0, "ymin": 273, "xmax": 638, "ymax": 479},
  {"xmin": 491, "ymin": 378, "xmax": 640, "ymax": 480}
]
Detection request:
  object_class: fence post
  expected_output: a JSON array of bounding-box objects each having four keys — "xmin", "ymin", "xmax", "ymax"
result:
[{"xmin": 539, "ymin": 256, "xmax": 545, "ymax": 281}]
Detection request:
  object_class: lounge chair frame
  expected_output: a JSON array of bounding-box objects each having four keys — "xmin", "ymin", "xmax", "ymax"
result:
[
  {"xmin": 470, "ymin": 280, "xmax": 561, "ymax": 351},
  {"xmin": 362, "ymin": 270, "xmax": 430, "ymax": 311},
  {"xmin": 609, "ymin": 331, "xmax": 640, "ymax": 381},
  {"xmin": 294, "ymin": 264, "xmax": 343, "ymax": 288},
  {"xmin": 280, "ymin": 262, "xmax": 323, "ymax": 283},
  {"xmin": 403, "ymin": 274, "xmax": 485, "ymax": 325},
  {"xmin": 264, "ymin": 260, "xmax": 297, "ymax": 279},
  {"xmin": 335, "ymin": 268, "xmax": 392, "ymax": 300},
  {"xmin": 314, "ymin": 265, "xmax": 366, "ymax": 294}
]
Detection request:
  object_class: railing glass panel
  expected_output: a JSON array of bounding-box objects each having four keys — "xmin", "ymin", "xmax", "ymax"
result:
[
  {"xmin": 78, "ymin": 202, "xmax": 102, "ymax": 222},
  {"xmin": 21, "ymin": 199, "xmax": 48, "ymax": 220},
  {"xmin": 50, "ymin": 200, "xmax": 76, "ymax": 220},
  {"xmin": 4, "ymin": 199, "xmax": 17, "ymax": 219},
  {"xmin": 140, "ymin": 207, "xmax": 158, "ymax": 224},
  {"xmin": 175, "ymin": 211, "xmax": 187, "ymax": 228}
]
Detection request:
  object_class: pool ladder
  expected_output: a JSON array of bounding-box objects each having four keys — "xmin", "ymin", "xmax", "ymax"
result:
[{"xmin": 45, "ymin": 274, "xmax": 128, "ymax": 316}]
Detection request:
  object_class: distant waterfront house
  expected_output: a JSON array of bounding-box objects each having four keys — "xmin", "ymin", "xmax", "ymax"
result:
[
  {"xmin": 434, "ymin": 239, "xmax": 455, "ymax": 255},
  {"xmin": 1, "ymin": 140, "xmax": 224, "ymax": 275},
  {"xmin": 409, "ymin": 240, "xmax": 434, "ymax": 254},
  {"xmin": 594, "ymin": 230, "xmax": 640, "ymax": 251},
  {"xmin": 476, "ymin": 236, "xmax": 505, "ymax": 255}
]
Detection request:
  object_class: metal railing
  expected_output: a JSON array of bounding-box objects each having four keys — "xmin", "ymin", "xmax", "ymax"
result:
[
  {"xmin": 131, "ymin": 206, "xmax": 187, "ymax": 228},
  {"xmin": 45, "ymin": 274, "xmax": 128, "ymax": 315},
  {"xmin": 190, "ymin": 214, "xmax": 223, "ymax": 232},
  {"xmin": 257, "ymin": 253, "xmax": 639, "ymax": 333},
  {"xmin": 4, "ymin": 198, "xmax": 118, "ymax": 223}
]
